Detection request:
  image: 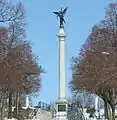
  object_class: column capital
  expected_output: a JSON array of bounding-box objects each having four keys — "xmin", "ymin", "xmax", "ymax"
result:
[{"xmin": 57, "ymin": 27, "xmax": 66, "ymax": 38}]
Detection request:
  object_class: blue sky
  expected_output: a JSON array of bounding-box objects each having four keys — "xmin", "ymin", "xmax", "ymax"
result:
[{"xmin": 19, "ymin": 0, "xmax": 117, "ymax": 105}]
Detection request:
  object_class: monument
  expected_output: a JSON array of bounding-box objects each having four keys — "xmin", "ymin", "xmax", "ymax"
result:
[{"xmin": 53, "ymin": 7, "xmax": 68, "ymax": 120}]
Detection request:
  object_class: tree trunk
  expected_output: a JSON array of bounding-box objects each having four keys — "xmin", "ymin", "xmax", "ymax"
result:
[
  {"xmin": 16, "ymin": 90, "xmax": 19, "ymax": 118},
  {"xmin": 104, "ymin": 101, "xmax": 108, "ymax": 119},
  {"xmin": 111, "ymin": 88, "xmax": 116, "ymax": 120},
  {"xmin": 1, "ymin": 100, "xmax": 5, "ymax": 120},
  {"xmin": 107, "ymin": 103, "xmax": 112, "ymax": 120},
  {"xmin": 8, "ymin": 89, "xmax": 12, "ymax": 119},
  {"xmin": 112, "ymin": 107, "xmax": 115, "ymax": 120}
]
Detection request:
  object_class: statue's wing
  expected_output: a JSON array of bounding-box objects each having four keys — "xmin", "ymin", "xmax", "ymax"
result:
[
  {"xmin": 53, "ymin": 12, "xmax": 59, "ymax": 18},
  {"xmin": 53, "ymin": 12, "xmax": 59, "ymax": 15},
  {"xmin": 63, "ymin": 7, "xmax": 68, "ymax": 16}
]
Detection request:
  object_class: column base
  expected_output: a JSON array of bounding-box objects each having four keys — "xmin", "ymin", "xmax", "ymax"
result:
[
  {"xmin": 57, "ymin": 98, "xmax": 67, "ymax": 103},
  {"xmin": 52, "ymin": 100, "xmax": 68, "ymax": 120}
]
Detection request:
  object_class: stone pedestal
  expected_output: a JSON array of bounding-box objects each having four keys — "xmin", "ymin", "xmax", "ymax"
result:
[{"xmin": 54, "ymin": 101, "xmax": 68, "ymax": 120}]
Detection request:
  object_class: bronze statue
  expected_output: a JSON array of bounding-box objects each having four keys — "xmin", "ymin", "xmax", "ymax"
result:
[{"xmin": 53, "ymin": 7, "xmax": 68, "ymax": 28}]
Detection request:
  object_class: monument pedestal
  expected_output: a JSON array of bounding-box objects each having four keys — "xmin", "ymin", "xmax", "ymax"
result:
[{"xmin": 55, "ymin": 102, "xmax": 68, "ymax": 120}]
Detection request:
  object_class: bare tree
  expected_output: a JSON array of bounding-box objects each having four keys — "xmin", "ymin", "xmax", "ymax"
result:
[
  {"xmin": 70, "ymin": 2, "xmax": 117, "ymax": 120},
  {"xmin": 0, "ymin": 0, "xmax": 25, "ymax": 24},
  {"xmin": 0, "ymin": 0, "xmax": 43, "ymax": 119}
]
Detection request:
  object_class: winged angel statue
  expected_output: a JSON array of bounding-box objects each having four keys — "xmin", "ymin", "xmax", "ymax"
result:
[{"xmin": 53, "ymin": 7, "xmax": 68, "ymax": 28}]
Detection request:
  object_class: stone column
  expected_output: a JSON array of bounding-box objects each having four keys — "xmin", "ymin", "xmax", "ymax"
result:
[
  {"xmin": 57, "ymin": 26, "xmax": 66, "ymax": 103},
  {"xmin": 55, "ymin": 25, "xmax": 68, "ymax": 120}
]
